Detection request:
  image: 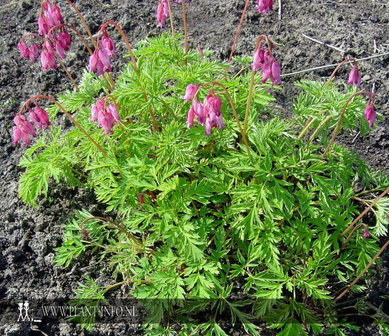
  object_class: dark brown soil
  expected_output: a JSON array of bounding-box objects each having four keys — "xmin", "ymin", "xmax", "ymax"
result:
[{"xmin": 0, "ymin": 0, "xmax": 388, "ymax": 335}]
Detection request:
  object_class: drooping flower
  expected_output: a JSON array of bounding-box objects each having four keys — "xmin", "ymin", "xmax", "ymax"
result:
[
  {"xmin": 42, "ymin": 1, "xmax": 63, "ymax": 28},
  {"xmin": 186, "ymin": 105, "xmax": 195, "ymax": 128},
  {"xmin": 257, "ymin": 0, "xmax": 273, "ymax": 14},
  {"xmin": 361, "ymin": 224, "xmax": 370, "ymax": 239},
  {"xmin": 17, "ymin": 40, "xmax": 30, "ymax": 59},
  {"xmin": 181, "ymin": 84, "xmax": 199, "ymax": 102},
  {"xmin": 203, "ymin": 93, "xmax": 225, "ymax": 135},
  {"xmin": 57, "ymin": 30, "xmax": 71, "ymax": 51},
  {"xmin": 347, "ymin": 64, "xmax": 361, "ymax": 87},
  {"xmin": 29, "ymin": 106, "xmax": 51, "ymax": 129},
  {"xmin": 186, "ymin": 92, "xmax": 225, "ymax": 135},
  {"xmin": 156, "ymin": 0, "xmax": 169, "ymax": 28},
  {"xmin": 253, "ymin": 47, "xmax": 281, "ymax": 87},
  {"xmin": 364, "ymin": 100, "xmax": 376, "ymax": 128},
  {"xmin": 54, "ymin": 37, "xmax": 67, "ymax": 59},
  {"xmin": 252, "ymin": 45, "xmax": 265, "ymax": 71},
  {"xmin": 12, "ymin": 114, "xmax": 36, "ymax": 146},
  {"xmin": 41, "ymin": 41, "xmax": 57, "ymax": 71},
  {"xmin": 101, "ymin": 30, "xmax": 116, "ymax": 58},
  {"xmin": 28, "ymin": 43, "xmax": 40, "ymax": 62},
  {"xmin": 192, "ymin": 97, "xmax": 205, "ymax": 125},
  {"xmin": 38, "ymin": 16, "xmax": 50, "ymax": 36},
  {"xmin": 90, "ymin": 98, "xmax": 121, "ymax": 134},
  {"xmin": 88, "ymin": 48, "xmax": 112, "ymax": 76}
]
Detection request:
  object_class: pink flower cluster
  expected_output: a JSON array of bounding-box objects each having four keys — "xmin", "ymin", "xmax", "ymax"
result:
[
  {"xmin": 90, "ymin": 98, "xmax": 121, "ymax": 134},
  {"xmin": 38, "ymin": 1, "xmax": 63, "ymax": 35},
  {"xmin": 183, "ymin": 84, "xmax": 225, "ymax": 135},
  {"xmin": 18, "ymin": 0, "xmax": 72, "ymax": 71},
  {"xmin": 88, "ymin": 30, "xmax": 116, "ymax": 77},
  {"xmin": 17, "ymin": 41, "xmax": 40, "ymax": 62},
  {"xmin": 13, "ymin": 106, "xmax": 51, "ymax": 146},
  {"xmin": 252, "ymin": 42, "xmax": 281, "ymax": 87},
  {"xmin": 256, "ymin": 0, "xmax": 273, "ymax": 14}
]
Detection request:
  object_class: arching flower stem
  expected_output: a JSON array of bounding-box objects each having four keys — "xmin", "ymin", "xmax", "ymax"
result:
[
  {"xmin": 19, "ymin": 95, "xmax": 107, "ymax": 157},
  {"xmin": 228, "ymin": 0, "xmax": 251, "ymax": 64},
  {"xmin": 63, "ymin": 0, "xmax": 98, "ymax": 49},
  {"xmin": 326, "ymin": 57, "xmax": 358, "ymax": 88},
  {"xmin": 322, "ymin": 91, "xmax": 374, "ymax": 158}
]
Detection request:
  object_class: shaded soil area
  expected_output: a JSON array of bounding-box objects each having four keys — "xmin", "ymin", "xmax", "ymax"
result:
[{"xmin": 0, "ymin": 0, "xmax": 388, "ymax": 335}]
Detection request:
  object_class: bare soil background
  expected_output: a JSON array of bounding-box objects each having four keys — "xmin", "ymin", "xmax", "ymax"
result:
[{"xmin": 0, "ymin": 0, "xmax": 388, "ymax": 335}]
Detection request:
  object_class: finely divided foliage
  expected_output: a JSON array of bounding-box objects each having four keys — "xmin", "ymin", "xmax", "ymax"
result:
[{"xmin": 15, "ymin": 1, "xmax": 389, "ymax": 335}]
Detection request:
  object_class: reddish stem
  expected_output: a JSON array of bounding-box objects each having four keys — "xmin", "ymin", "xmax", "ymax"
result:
[
  {"xmin": 335, "ymin": 238, "xmax": 389, "ymax": 301},
  {"xmin": 228, "ymin": 0, "xmax": 251, "ymax": 64},
  {"xmin": 20, "ymin": 33, "xmax": 44, "ymax": 44},
  {"xmin": 341, "ymin": 187, "xmax": 389, "ymax": 238},
  {"xmin": 182, "ymin": 2, "xmax": 188, "ymax": 59},
  {"xmin": 63, "ymin": 0, "xmax": 98, "ymax": 49},
  {"xmin": 326, "ymin": 58, "xmax": 358, "ymax": 87}
]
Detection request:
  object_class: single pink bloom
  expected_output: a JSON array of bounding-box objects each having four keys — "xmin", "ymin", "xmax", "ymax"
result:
[
  {"xmin": 187, "ymin": 105, "xmax": 195, "ymax": 128},
  {"xmin": 12, "ymin": 115, "xmax": 36, "ymax": 146},
  {"xmin": 192, "ymin": 97, "xmax": 205, "ymax": 125},
  {"xmin": 41, "ymin": 47, "xmax": 57, "ymax": 71},
  {"xmin": 107, "ymin": 103, "xmax": 121, "ymax": 123},
  {"xmin": 252, "ymin": 47, "xmax": 265, "ymax": 71},
  {"xmin": 138, "ymin": 193, "xmax": 145, "ymax": 204},
  {"xmin": 205, "ymin": 94, "xmax": 221, "ymax": 116},
  {"xmin": 181, "ymin": 84, "xmax": 199, "ymax": 102},
  {"xmin": 364, "ymin": 100, "xmax": 376, "ymax": 128},
  {"xmin": 101, "ymin": 31, "xmax": 116, "ymax": 58},
  {"xmin": 157, "ymin": 0, "xmax": 169, "ymax": 28},
  {"xmin": 98, "ymin": 112, "xmax": 115, "ymax": 134},
  {"xmin": 203, "ymin": 94, "xmax": 224, "ymax": 135},
  {"xmin": 28, "ymin": 44, "xmax": 40, "ymax": 62},
  {"xmin": 57, "ymin": 31, "xmax": 71, "ymax": 51},
  {"xmin": 270, "ymin": 60, "xmax": 281, "ymax": 86},
  {"xmin": 18, "ymin": 40, "xmax": 30, "ymax": 59},
  {"xmin": 257, "ymin": 0, "xmax": 273, "ymax": 14},
  {"xmin": 257, "ymin": 50, "xmax": 281, "ymax": 87},
  {"xmin": 38, "ymin": 16, "xmax": 50, "ymax": 36},
  {"xmin": 90, "ymin": 98, "xmax": 105, "ymax": 122},
  {"xmin": 55, "ymin": 38, "xmax": 67, "ymax": 59},
  {"xmin": 30, "ymin": 106, "xmax": 51, "ymax": 129},
  {"xmin": 347, "ymin": 64, "xmax": 361, "ymax": 87}
]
